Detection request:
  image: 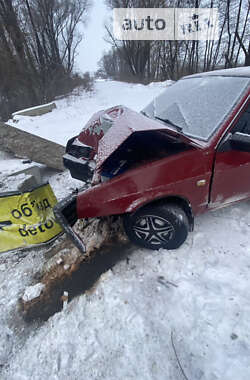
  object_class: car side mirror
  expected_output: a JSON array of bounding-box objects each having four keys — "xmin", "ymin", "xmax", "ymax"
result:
[{"xmin": 230, "ymin": 132, "xmax": 250, "ymax": 153}]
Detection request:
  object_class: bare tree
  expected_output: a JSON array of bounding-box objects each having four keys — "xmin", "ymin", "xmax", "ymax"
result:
[
  {"xmin": 104, "ymin": 0, "xmax": 167, "ymax": 81},
  {"xmin": 101, "ymin": 0, "xmax": 249, "ymax": 82},
  {"xmin": 0, "ymin": 0, "xmax": 91, "ymax": 120}
]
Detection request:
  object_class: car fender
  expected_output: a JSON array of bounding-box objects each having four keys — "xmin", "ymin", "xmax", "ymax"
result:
[{"xmin": 76, "ymin": 148, "xmax": 211, "ymax": 220}]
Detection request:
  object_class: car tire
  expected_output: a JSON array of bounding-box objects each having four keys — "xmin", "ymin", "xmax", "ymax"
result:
[{"xmin": 123, "ymin": 203, "xmax": 189, "ymax": 250}]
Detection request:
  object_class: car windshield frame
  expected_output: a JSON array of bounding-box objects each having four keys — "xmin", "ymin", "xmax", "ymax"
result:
[{"xmin": 142, "ymin": 76, "xmax": 250, "ymax": 142}]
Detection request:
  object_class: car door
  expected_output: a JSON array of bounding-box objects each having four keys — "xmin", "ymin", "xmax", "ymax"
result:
[{"xmin": 210, "ymin": 102, "xmax": 250, "ymax": 208}]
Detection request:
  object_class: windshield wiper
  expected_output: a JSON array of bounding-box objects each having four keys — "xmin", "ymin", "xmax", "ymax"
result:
[
  {"xmin": 155, "ymin": 116, "xmax": 183, "ymax": 132},
  {"xmin": 141, "ymin": 111, "xmax": 149, "ymax": 118}
]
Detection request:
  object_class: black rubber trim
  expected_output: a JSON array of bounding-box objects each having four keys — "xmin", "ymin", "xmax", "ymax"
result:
[{"xmin": 63, "ymin": 155, "xmax": 92, "ymax": 181}]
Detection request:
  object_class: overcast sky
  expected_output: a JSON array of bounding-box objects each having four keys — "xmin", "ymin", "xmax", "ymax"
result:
[{"xmin": 76, "ymin": 0, "xmax": 111, "ymax": 74}]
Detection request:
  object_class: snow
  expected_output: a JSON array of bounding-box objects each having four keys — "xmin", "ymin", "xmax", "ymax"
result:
[
  {"xmin": 0, "ymin": 151, "xmax": 37, "ymax": 176},
  {"xmin": 3, "ymin": 214, "xmax": 250, "ymax": 379},
  {"xmin": 0, "ymin": 151, "xmax": 83, "ymax": 197},
  {"xmin": 63, "ymin": 153, "xmax": 87, "ymax": 164},
  {"xmin": 189, "ymin": 66, "xmax": 250, "ymax": 78},
  {"xmin": 7, "ymin": 80, "xmax": 171, "ymax": 146},
  {"xmin": 22, "ymin": 283, "xmax": 45, "ymax": 302},
  {"xmin": 1, "ymin": 79, "xmax": 250, "ymax": 379},
  {"xmin": 72, "ymin": 138, "xmax": 91, "ymax": 148}
]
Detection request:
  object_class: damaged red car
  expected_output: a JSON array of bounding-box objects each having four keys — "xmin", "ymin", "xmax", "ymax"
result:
[{"xmin": 54, "ymin": 67, "xmax": 250, "ymax": 252}]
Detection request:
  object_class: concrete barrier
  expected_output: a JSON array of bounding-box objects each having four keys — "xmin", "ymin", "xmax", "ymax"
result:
[
  {"xmin": 12, "ymin": 102, "xmax": 56, "ymax": 117},
  {"xmin": 0, "ymin": 122, "xmax": 64, "ymax": 171}
]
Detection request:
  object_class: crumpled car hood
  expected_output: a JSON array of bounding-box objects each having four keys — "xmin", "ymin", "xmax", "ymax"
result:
[
  {"xmin": 96, "ymin": 107, "xmax": 179, "ymax": 169},
  {"xmin": 78, "ymin": 106, "xmax": 203, "ymax": 170}
]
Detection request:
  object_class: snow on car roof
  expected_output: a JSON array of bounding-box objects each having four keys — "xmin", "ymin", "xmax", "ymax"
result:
[{"xmin": 183, "ymin": 66, "xmax": 250, "ymax": 79}]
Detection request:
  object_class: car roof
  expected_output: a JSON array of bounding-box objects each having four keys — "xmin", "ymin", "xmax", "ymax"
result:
[{"xmin": 183, "ymin": 66, "xmax": 250, "ymax": 79}]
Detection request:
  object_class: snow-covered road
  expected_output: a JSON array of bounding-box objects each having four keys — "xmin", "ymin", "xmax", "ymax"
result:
[
  {"xmin": 1, "ymin": 80, "xmax": 250, "ymax": 380},
  {"xmin": 7, "ymin": 80, "xmax": 171, "ymax": 146}
]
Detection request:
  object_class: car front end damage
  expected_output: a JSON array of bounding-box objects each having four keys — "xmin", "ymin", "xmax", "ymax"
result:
[
  {"xmin": 63, "ymin": 137, "xmax": 94, "ymax": 181},
  {"xmin": 63, "ymin": 106, "xmax": 124, "ymax": 182},
  {"xmin": 54, "ymin": 105, "xmax": 204, "ymax": 253},
  {"xmin": 54, "ymin": 70, "xmax": 250, "ymax": 252}
]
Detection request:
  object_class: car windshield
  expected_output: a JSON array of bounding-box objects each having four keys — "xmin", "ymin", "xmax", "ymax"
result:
[{"xmin": 142, "ymin": 76, "xmax": 250, "ymax": 141}]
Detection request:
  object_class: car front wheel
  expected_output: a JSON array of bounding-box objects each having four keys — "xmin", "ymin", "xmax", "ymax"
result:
[{"xmin": 123, "ymin": 203, "xmax": 189, "ymax": 250}]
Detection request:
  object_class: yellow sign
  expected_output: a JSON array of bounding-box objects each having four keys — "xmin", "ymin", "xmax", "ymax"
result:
[{"xmin": 0, "ymin": 183, "xmax": 62, "ymax": 253}]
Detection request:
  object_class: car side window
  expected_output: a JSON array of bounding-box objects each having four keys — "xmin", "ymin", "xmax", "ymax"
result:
[{"xmin": 232, "ymin": 103, "xmax": 250, "ymax": 135}]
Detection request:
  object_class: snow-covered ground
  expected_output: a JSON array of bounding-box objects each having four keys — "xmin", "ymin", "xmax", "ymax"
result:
[
  {"xmin": 1, "ymin": 80, "xmax": 250, "ymax": 380},
  {"xmin": 8, "ymin": 80, "xmax": 171, "ymax": 146}
]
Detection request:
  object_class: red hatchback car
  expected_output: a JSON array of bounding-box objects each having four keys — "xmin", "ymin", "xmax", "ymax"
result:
[{"xmin": 55, "ymin": 67, "xmax": 250, "ymax": 252}]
